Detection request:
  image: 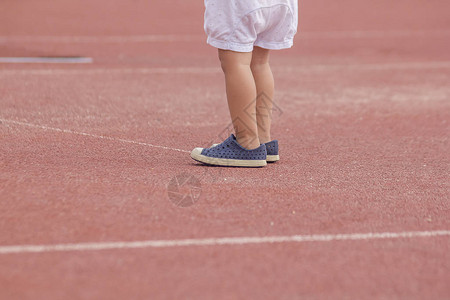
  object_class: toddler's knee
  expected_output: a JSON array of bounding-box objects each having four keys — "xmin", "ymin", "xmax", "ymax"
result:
[
  {"xmin": 251, "ymin": 47, "xmax": 270, "ymax": 67},
  {"xmin": 250, "ymin": 56, "xmax": 270, "ymax": 72},
  {"xmin": 219, "ymin": 58, "xmax": 239, "ymax": 74},
  {"xmin": 250, "ymin": 61, "xmax": 270, "ymax": 73}
]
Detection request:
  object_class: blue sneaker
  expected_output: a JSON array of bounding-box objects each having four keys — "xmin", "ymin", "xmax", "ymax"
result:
[
  {"xmin": 211, "ymin": 139, "xmax": 279, "ymax": 163},
  {"xmin": 191, "ymin": 134, "xmax": 267, "ymax": 167},
  {"xmin": 265, "ymin": 140, "xmax": 279, "ymax": 163}
]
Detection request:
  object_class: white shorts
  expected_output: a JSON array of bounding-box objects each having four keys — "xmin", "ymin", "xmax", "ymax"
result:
[{"xmin": 204, "ymin": 0, "xmax": 298, "ymax": 52}]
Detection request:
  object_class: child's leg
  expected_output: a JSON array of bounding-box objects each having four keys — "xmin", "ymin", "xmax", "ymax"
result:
[
  {"xmin": 250, "ymin": 46, "xmax": 274, "ymax": 144},
  {"xmin": 218, "ymin": 49, "xmax": 260, "ymax": 150}
]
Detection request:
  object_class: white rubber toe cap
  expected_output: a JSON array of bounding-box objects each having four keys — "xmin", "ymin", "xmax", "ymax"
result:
[{"xmin": 190, "ymin": 148, "xmax": 203, "ymax": 159}]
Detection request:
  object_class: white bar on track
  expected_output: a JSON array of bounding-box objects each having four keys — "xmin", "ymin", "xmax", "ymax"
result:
[
  {"xmin": 0, "ymin": 230, "xmax": 448, "ymax": 255},
  {"xmin": 0, "ymin": 67, "xmax": 219, "ymax": 76},
  {"xmin": 0, "ymin": 30, "xmax": 449, "ymax": 43},
  {"xmin": 299, "ymin": 30, "xmax": 450, "ymax": 39},
  {"xmin": 0, "ymin": 35, "xmax": 204, "ymax": 43},
  {"xmin": 1, "ymin": 61, "xmax": 450, "ymax": 77},
  {"xmin": 0, "ymin": 57, "xmax": 93, "ymax": 64}
]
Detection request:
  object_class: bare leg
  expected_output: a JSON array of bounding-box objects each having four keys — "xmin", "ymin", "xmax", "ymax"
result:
[
  {"xmin": 218, "ymin": 49, "xmax": 260, "ymax": 150},
  {"xmin": 251, "ymin": 46, "xmax": 274, "ymax": 144}
]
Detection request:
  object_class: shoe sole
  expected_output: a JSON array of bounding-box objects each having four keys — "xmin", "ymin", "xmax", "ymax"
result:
[
  {"xmin": 267, "ymin": 154, "xmax": 280, "ymax": 163},
  {"xmin": 212, "ymin": 144, "xmax": 279, "ymax": 163},
  {"xmin": 191, "ymin": 148, "xmax": 267, "ymax": 167}
]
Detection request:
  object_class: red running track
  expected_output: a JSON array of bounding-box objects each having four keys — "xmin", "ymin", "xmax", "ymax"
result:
[{"xmin": 0, "ymin": 0, "xmax": 449, "ymax": 299}]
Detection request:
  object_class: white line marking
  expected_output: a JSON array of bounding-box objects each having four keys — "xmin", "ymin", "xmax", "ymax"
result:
[
  {"xmin": 279, "ymin": 61, "xmax": 450, "ymax": 71},
  {"xmin": 299, "ymin": 30, "xmax": 450, "ymax": 39},
  {"xmin": 0, "ymin": 35, "xmax": 204, "ymax": 43},
  {"xmin": 0, "ymin": 57, "xmax": 93, "ymax": 64},
  {"xmin": 1, "ymin": 30, "xmax": 449, "ymax": 43},
  {"xmin": 1, "ymin": 61, "xmax": 450, "ymax": 77},
  {"xmin": 0, "ymin": 67, "xmax": 219, "ymax": 76},
  {"xmin": 0, "ymin": 230, "xmax": 448, "ymax": 254},
  {"xmin": 0, "ymin": 118, "xmax": 189, "ymax": 153}
]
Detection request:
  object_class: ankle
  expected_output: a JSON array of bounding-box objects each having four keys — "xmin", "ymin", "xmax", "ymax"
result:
[
  {"xmin": 236, "ymin": 135, "xmax": 261, "ymax": 150},
  {"xmin": 258, "ymin": 136, "xmax": 272, "ymax": 144}
]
